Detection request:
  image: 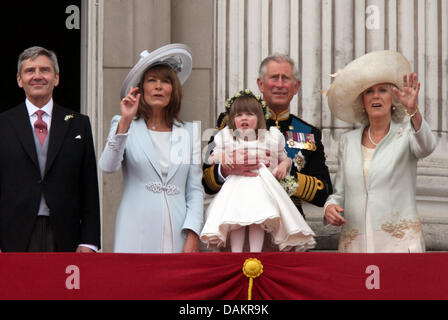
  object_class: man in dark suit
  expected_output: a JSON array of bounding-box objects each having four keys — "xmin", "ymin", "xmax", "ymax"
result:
[{"xmin": 0, "ymin": 46, "xmax": 100, "ymax": 252}]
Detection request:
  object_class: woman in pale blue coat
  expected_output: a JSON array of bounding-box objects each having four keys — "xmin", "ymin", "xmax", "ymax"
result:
[
  {"xmin": 323, "ymin": 50, "xmax": 437, "ymax": 253},
  {"xmin": 99, "ymin": 44, "xmax": 204, "ymax": 253}
]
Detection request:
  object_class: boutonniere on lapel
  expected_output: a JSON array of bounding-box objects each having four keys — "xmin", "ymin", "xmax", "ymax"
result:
[{"xmin": 64, "ymin": 114, "xmax": 74, "ymax": 122}]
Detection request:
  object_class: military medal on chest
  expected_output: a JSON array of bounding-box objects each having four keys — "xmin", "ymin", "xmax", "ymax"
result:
[
  {"xmin": 305, "ymin": 133, "xmax": 317, "ymax": 151},
  {"xmin": 285, "ymin": 131, "xmax": 317, "ymax": 151}
]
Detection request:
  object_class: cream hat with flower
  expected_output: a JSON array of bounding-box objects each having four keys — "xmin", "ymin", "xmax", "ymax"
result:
[
  {"xmin": 325, "ymin": 50, "xmax": 411, "ymax": 123},
  {"xmin": 120, "ymin": 43, "xmax": 192, "ymax": 99}
]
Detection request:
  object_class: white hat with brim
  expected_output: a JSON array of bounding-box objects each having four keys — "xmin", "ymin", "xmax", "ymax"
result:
[
  {"xmin": 120, "ymin": 43, "xmax": 192, "ymax": 99},
  {"xmin": 325, "ymin": 50, "xmax": 411, "ymax": 123}
]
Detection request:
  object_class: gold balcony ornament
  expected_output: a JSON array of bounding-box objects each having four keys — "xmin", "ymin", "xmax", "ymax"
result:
[{"xmin": 242, "ymin": 258, "xmax": 263, "ymax": 300}]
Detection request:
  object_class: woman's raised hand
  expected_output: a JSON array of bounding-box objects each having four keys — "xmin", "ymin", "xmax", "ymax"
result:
[
  {"xmin": 116, "ymin": 86, "xmax": 141, "ymax": 134},
  {"xmin": 120, "ymin": 86, "xmax": 141, "ymax": 121},
  {"xmin": 392, "ymin": 72, "xmax": 420, "ymax": 113},
  {"xmin": 392, "ymin": 72, "xmax": 423, "ymax": 130}
]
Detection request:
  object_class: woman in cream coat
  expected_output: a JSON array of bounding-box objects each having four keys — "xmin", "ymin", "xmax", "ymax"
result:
[
  {"xmin": 324, "ymin": 50, "xmax": 437, "ymax": 253},
  {"xmin": 100, "ymin": 44, "xmax": 204, "ymax": 253}
]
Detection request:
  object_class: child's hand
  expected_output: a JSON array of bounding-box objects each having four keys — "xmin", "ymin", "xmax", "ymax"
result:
[
  {"xmin": 272, "ymin": 166, "xmax": 287, "ymax": 180},
  {"xmin": 272, "ymin": 158, "xmax": 291, "ymax": 180},
  {"xmin": 220, "ymin": 152, "xmax": 234, "ymax": 171},
  {"xmin": 220, "ymin": 150, "xmax": 260, "ymax": 178}
]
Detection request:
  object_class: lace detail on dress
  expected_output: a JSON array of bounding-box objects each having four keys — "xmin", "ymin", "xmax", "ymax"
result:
[
  {"xmin": 381, "ymin": 219, "xmax": 422, "ymax": 239},
  {"xmin": 340, "ymin": 229, "xmax": 359, "ymax": 251},
  {"xmin": 145, "ymin": 182, "xmax": 180, "ymax": 195}
]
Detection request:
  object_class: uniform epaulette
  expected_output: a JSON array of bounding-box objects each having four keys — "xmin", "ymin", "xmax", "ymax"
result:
[{"xmin": 216, "ymin": 111, "xmax": 228, "ymax": 130}]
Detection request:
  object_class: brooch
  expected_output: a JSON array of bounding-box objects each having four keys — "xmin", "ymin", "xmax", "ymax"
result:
[{"xmin": 293, "ymin": 151, "xmax": 306, "ymax": 171}]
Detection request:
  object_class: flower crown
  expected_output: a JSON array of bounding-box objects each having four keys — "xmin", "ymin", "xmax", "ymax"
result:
[{"xmin": 225, "ymin": 89, "xmax": 270, "ymax": 120}]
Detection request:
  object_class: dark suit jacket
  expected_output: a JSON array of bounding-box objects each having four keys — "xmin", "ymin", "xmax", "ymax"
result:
[{"xmin": 0, "ymin": 102, "xmax": 101, "ymax": 252}]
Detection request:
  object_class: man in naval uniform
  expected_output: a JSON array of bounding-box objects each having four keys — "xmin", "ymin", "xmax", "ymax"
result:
[{"xmin": 202, "ymin": 54, "xmax": 332, "ymax": 250}]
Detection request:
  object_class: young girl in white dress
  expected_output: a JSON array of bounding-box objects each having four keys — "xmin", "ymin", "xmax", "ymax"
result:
[{"xmin": 200, "ymin": 90, "xmax": 316, "ymax": 252}]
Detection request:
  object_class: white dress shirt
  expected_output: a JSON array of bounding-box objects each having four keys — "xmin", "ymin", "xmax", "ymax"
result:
[{"xmin": 25, "ymin": 98, "xmax": 53, "ymax": 130}]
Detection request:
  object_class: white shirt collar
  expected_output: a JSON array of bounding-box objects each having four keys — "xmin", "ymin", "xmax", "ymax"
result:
[{"xmin": 26, "ymin": 98, "xmax": 53, "ymax": 117}]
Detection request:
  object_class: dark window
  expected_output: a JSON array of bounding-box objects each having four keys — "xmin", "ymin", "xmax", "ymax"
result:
[{"xmin": 2, "ymin": 1, "xmax": 82, "ymax": 113}]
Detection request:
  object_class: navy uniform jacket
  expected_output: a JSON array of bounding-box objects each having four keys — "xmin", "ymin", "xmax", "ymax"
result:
[{"xmin": 202, "ymin": 108, "xmax": 333, "ymax": 218}]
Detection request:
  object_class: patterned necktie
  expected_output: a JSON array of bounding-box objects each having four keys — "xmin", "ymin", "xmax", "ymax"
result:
[{"xmin": 34, "ymin": 110, "xmax": 48, "ymax": 146}]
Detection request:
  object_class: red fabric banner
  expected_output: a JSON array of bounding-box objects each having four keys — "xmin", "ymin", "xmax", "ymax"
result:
[{"xmin": 0, "ymin": 252, "xmax": 447, "ymax": 300}]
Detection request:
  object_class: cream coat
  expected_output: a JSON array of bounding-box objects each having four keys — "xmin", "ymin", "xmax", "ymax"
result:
[
  {"xmin": 325, "ymin": 119, "xmax": 436, "ymax": 252},
  {"xmin": 100, "ymin": 116, "xmax": 204, "ymax": 253}
]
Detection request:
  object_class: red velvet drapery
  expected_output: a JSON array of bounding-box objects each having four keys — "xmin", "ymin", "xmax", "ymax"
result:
[{"xmin": 1, "ymin": 252, "xmax": 447, "ymax": 300}]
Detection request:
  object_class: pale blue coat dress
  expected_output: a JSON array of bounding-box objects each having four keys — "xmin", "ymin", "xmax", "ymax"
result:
[{"xmin": 99, "ymin": 116, "xmax": 204, "ymax": 253}]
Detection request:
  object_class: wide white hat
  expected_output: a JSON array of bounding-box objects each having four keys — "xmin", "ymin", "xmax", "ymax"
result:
[
  {"xmin": 325, "ymin": 50, "xmax": 411, "ymax": 123},
  {"xmin": 120, "ymin": 43, "xmax": 192, "ymax": 99}
]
